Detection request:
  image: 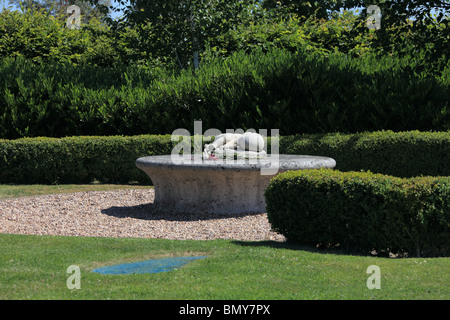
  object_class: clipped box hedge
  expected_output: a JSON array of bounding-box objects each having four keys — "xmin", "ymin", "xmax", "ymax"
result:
[
  {"xmin": 0, "ymin": 130, "xmax": 449, "ymax": 184},
  {"xmin": 0, "ymin": 135, "xmax": 175, "ymax": 184},
  {"xmin": 279, "ymin": 130, "xmax": 450, "ymax": 178},
  {"xmin": 264, "ymin": 169, "xmax": 450, "ymax": 257}
]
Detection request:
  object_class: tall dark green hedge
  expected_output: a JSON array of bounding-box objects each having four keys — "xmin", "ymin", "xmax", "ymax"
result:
[{"xmin": 1, "ymin": 47, "xmax": 449, "ymax": 139}]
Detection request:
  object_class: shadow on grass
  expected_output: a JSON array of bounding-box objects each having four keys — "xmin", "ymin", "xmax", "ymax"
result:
[
  {"xmin": 231, "ymin": 240, "xmax": 400, "ymax": 258},
  {"xmin": 101, "ymin": 203, "xmax": 263, "ymax": 222}
]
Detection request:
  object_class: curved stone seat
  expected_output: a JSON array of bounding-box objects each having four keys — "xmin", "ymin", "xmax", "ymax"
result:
[{"xmin": 136, "ymin": 154, "xmax": 336, "ymax": 214}]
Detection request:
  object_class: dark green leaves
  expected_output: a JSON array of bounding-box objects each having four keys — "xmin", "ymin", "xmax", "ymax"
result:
[{"xmin": 265, "ymin": 168, "xmax": 450, "ymax": 257}]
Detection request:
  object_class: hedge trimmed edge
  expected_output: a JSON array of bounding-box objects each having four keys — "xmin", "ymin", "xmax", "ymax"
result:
[
  {"xmin": 0, "ymin": 130, "xmax": 449, "ymax": 184},
  {"xmin": 0, "ymin": 135, "xmax": 175, "ymax": 184},
  {"xmin": 265, "ymin": 169, "xmax": 450, "ymax": 257}
]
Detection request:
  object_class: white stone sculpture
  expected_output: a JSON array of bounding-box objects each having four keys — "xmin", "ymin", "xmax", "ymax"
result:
[{"xmin": 203, "ymin": 132, "xmax": 267, "ymax": 159}]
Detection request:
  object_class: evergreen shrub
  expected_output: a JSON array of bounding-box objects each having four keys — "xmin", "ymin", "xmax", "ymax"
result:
[{"xmin": 265, "ymin": 169, "xmax": 450, "ymax": 257}]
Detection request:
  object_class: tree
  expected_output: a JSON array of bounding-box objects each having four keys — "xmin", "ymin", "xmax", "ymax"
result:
[
  {"xmin": 92, "ymin": 0, "xmax": 258, "ymax": 69},
  {"xmin": 264, "ymin": 0, "xmax": 449, "ymax": 72},
  {"xmin": 261, "ymin": 0, "xmax": 334, "ymax": 20},
  {"xmin": 8, "ymin": 0, "xmax": 111, "ymax": 24},
  {"xmin": 345, "ymin": 1, "xmax": 449, "ymax": 72},
  {"xmin": 84, "ymin": 0, "xmax": 448, "ymax": 72}
]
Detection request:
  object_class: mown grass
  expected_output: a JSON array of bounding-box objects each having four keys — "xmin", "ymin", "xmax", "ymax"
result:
[
  {"xmin": 0, "ymin": 184, "xmax": 152, "ymax": 200},
  {"xmin": 0, "ymin": 184, "xmax": 449, "ymax": 300},
  {"xmin": 0, "ymin": 233, "xmax": 449, "ymax": 300}
]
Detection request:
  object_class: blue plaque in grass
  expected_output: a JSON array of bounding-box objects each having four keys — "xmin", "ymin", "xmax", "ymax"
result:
[{"xmin": 92, "ymin": 256, "xmax": 207, "ymax": 275}]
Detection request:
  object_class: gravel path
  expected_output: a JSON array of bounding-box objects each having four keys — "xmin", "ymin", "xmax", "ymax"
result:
[{"xmin": 0, "ymin": 189, "xmax": 285, "ymax": 241}]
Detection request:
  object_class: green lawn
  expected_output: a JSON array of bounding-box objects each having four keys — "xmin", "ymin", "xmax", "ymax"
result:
[
  {"xmin": 1, "ymin": 233, "xmax": 449, "ymax": 300},
  {"xmin": 0, "ymin": 184, "xmax": 449, "ymax": 300},
  {"xmin": 0, "ymin": 183, "xmax": 152, "ymax": 200}
]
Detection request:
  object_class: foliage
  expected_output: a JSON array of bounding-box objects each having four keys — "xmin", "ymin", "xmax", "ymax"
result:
[
  {"xmin": 1, "ymin": 130, "xmax": 449, "ymax": 184},
  {"xmin": 261, "ymin": 0, "xmax": 336, "ymax": 19},
  {"xmin": 0, "ymin": 2, "xmax": 448, "ymax": 142},
  {"xmin": 260, "ymin": 0, "xmax": 449, "ymax": 74},
  {"xmin": 0, "ymin": 135, "xmax": 175, "ymax": 184},
  {"xmin": 339, "ymin": 1, "xmax": 449, "ymax": 74},
  {"xmin": 108, "ymin": 0, "xmax": 259, "ymax": 69},
  {"xmin": 209, "ymin": 10, "xmax": 376, "ymax": 58},
  {"xmin": 8, "ymin": 0, "xmax": 112, "ymax": 24},
  {"xmin": 0, "ymin": 7, "xmax": 152, "ymax": 66},
  {"xmin": 0, "ymin": 48, "xmax": 448, "ymax": 139},
  {"xmin": 2, "ymin": 1, "xmax": 447, "ymax": 73},
  {"xmin": 265, "ymin": 168, "xmax": 450, "ymax": 257},
  {"xmin": 279, "ymin": 130, "xmax": 450, "ymax": 178}
]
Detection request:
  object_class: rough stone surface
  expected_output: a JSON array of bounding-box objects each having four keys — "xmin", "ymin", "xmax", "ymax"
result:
[{"xmin": 136, "ymin": 154, "xmax": 336, "ymax": 214}]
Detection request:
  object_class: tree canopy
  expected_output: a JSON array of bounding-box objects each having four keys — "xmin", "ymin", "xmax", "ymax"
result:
[
  {"xmin": 6, "ymin": 0, "xmax": 447, "ymax": 69},
  {"xmin": 8, "ymin": 0, "xmax": 111, "ymax": 24}
]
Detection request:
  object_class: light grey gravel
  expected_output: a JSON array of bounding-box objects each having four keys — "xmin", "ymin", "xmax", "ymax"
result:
[{"xmin": 0, "ymin": 189, "xmax": 285, "ymax": 241}]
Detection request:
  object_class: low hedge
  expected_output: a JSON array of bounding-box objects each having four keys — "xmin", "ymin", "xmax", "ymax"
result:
[
  {"xmin": 0, "ymin": 135, "xmax": 175, "ymax": 184},
  {"xmin": 0, "ymin": 130, "xmax": 449, "ymax": 184},
  {"xmin": 280, "ymin": 130, "xmax": 450, "ymax": 178},
  {"xmin": 264, "ymin": 169, "xmax": 450, "ymax": 257}
]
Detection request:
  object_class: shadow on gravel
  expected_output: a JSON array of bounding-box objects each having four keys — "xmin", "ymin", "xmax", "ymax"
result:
[{"xmin": 101, "ymin": 203, "xmax": 263, "ymax": 222}]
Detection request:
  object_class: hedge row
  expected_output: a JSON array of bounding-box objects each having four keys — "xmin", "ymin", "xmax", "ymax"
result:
[
  {"xmin": 0, "ymin": 135, "xmax": 174, "ymax": 184},
  {"xmin": 279, "ymin": 130, "xmax": 450, "ymax": 178},
  {"xmin": 1, "ymin": 47, "xmax": 449, "ymax": 139},
  {"xmin": 264, "ymin": 169, "xmax": 450, "ymax": 257},
  {"xmin": 0, "ymin": 130, "xmax": 449, "ymax": 184}
]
